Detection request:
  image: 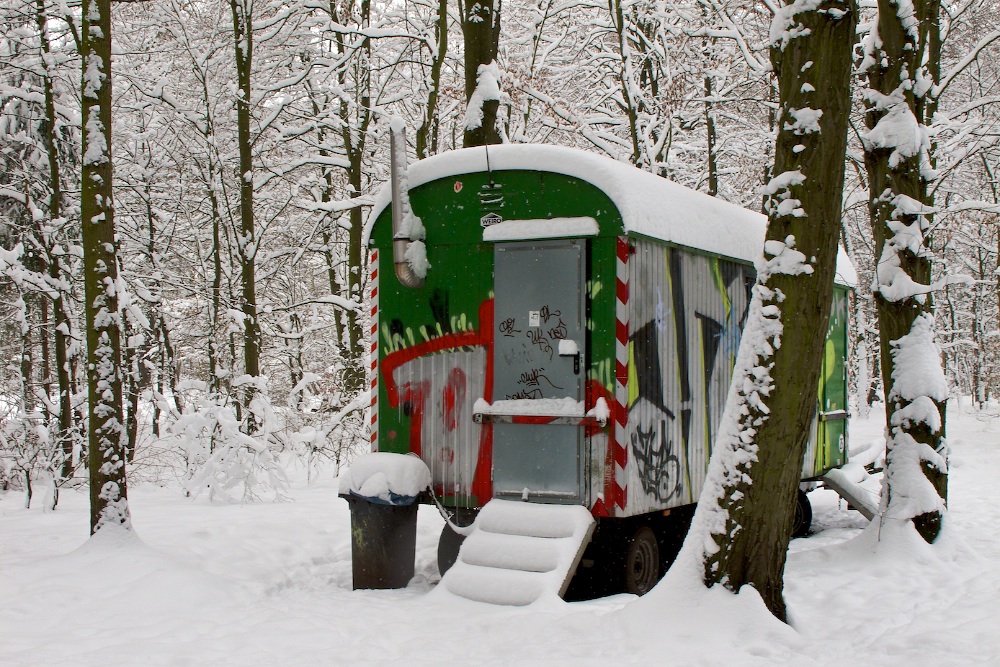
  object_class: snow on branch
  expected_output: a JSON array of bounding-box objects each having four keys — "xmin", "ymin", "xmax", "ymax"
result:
[
  {"xmin": 299, "ymin": 196, "xmax": 373, "ymax": 215},
  {"xmin": 758, "ymin": 236, "xmax": 815, "ymax": 282},
  {"xmin": 946, "ymin": 199, "xmax": 1000, "ymax": 215},
  {"xmin": 873, "ymin": 198, "xmax": 972, "ymax": 302},
  {"xmin": 0, "ymin": 244, "xmax": 62, "ymax": 300},
  {"xmin": 935, "ymin": 30, "xmax": 1000, "ymax": 99},
  {"xmin": 783, "ymin": 107, "xmax": 823, "ymax": 135},
  {"xmin": 863, "ymin": 95, "xmax": 928, "ymax": 170},
  {"xmin": 874, "ymin": 245, "xmax": 935, "ymax": 302},
  {"xmin": 770, "ymin": 0, "xmax": 824, "ymax": 52},
  {"xmin": 762, "ymin": 170, "xmax": 806, "ymax": 219},
  {"xmin": 882, "ymin": 430, "xmax": 947, "ymax": 519},
  {"xmin": 267, "ymin": 295, "xmax": 361, "ymax": 313},
  {"xmin": 520, "ymin": 87, "xmax": 631, "ymax": 158}
]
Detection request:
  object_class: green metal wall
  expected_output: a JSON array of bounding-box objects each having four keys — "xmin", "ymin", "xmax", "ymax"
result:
[
  {"xmin": 802, "ymin": 285, "xmax": 850, "ymax": 477},
  {"xmin": 369, "ymin": 170, "xmax": 621, "ymax": 507}
]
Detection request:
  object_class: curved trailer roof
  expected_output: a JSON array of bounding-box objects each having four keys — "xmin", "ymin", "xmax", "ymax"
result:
[{"xmin": 366, "ymin": 144, "xmax": 857, "ymax": 287}]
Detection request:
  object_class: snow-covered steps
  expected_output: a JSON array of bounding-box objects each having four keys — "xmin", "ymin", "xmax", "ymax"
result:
[
  {"xmin": 823, "ymin": 463, "xmax": 880, "ymax": 521},
  {"xmin": 439, "ymin": 499, "xmax": 595, "ymax": 606}
]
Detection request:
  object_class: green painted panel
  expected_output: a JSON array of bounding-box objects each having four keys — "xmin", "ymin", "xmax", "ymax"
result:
[
  {"xmin": 370, "ymin": 170, "xmax": 624, "ymax": 250},
  {"xmin": 586, "ymin": 236, "xmax": 617, "ymax": 395},
  {"xmin": 375, "ymin": 243, "xmax": 492, "ymax": 459},
  {"xmin": 804, "ymin": 285, "xmax": 850, "ymax": 476},
  {"xmin": 371, "ymin": 170, "xmax": 624, "ymax": 506}
]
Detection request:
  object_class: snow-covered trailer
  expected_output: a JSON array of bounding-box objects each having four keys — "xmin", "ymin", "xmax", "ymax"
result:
[{"xmin": 365, "ymin": 143, "xmax": 853, "ymax": 598}]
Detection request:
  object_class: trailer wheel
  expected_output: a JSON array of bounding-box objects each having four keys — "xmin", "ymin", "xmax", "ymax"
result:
[
  {"xmin": 793, "ymin": 489, "xmax": 813, "ymax": 537},
  {"xmin": 624, "ymin": 525, "xmax": 660, "ymax": 595}
]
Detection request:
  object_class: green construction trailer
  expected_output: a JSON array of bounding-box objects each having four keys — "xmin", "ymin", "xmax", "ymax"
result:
[{"xmin": 363, "ymin": 142, "xmax": 853, "ymax": 598}]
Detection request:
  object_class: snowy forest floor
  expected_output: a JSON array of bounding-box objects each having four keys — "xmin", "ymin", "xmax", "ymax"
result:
[{"xmin": 2, "ymin": 402, "xmax": 998, "ymax": 666}]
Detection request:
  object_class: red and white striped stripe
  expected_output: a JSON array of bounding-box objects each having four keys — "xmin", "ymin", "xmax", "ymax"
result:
[
  {"xmin": 369, "ymin": 249, "xmax": 379, "ymax": 450},
  {"xmin": 611, "ymin": 237, "xmax": 630, "ymax": 512}
]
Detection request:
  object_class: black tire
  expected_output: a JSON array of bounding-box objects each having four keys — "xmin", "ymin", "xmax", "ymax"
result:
[
  {"xmin": 624, "ymin": 525, "xmax": 660, "ymax": 595},
  {"xmin": 793, "ymin": 489, "xmax": 813, "ymax": 537},
  {"xmin": 437, "ymin": 522, "xmax": 467, "ymax": 576}
]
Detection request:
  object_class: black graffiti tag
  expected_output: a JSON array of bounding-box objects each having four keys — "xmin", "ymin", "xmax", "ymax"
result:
[
  {"xmin": 518, "ymin": 367, "xmax": 562, "ymax": 391},
  {"xmin": 547, "ymin": 319, "xmax": 567, "ymax": 340},
  {"xmin": 631, "ymin": 419, "xmax": 682, "ymax": 503},
  {"xmin": 525, "ymin": 329, "xmax": 554, "ymax": 359},
  {"xmin": 506, "ymin": 388, "xmax": 543, "ymax": 400},
  {"xmin": 498, "ymin": 317, "xmax": 521, "ymax": 337},
  {"xmin": 537, "ymin": 305, "xmax": 567, "ymax": 340}
]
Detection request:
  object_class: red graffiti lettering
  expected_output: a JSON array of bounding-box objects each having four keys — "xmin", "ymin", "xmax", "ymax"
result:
[{"xmin": 441, "ymin": 367, "xmax": 467, "ymax": 431}]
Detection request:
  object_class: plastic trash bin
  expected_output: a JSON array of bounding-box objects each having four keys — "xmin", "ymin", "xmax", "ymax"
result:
[{"xmin": 341, "ymin": 491, "xmax": 418, "ymax": 589}]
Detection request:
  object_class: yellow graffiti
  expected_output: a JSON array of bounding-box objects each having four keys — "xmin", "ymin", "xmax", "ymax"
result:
[
  {"xmin": 381, "ymin": 312, "xmax": 476, "ymax": 357},
  {"xmin": 381, "ymin": 323, "xmax": 407, "ymax": 355},
  {"xmin": 588, "ymin": 358, "xmax": 614, "ymax": 392},
  {"xmin": 711, "ymin": 259, "xmax": 732, "ymax": 321},
  {"xmin": 823, "ymin": 338, "xmax": 837, "ymax": 410}
]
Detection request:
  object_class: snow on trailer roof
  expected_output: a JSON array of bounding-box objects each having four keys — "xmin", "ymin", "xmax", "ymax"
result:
[{"xmin": 366, "ymin": 144, "xmax": 857, "ymax": 286}]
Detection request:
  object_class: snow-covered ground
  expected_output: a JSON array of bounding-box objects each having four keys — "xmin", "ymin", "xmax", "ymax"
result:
[{"xmin": 2, "ymin": 402, "xmax": 998, "ymax": 665}]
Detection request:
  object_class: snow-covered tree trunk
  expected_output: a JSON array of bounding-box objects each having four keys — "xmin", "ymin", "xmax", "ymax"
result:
[
  {"xmin": 860, "ymin": 0, "xmax": 948, "ymax": 543},
  {"xmin": 690, "ymin": 0, "xmax": 857, "ymax": 622},
  {"xmin": 81, "ymin": 0, "xmax": 131, "ymax": 534},
  {"xmin": 460, "ymin": 0, "xmax": 501, "ymax": 147}
]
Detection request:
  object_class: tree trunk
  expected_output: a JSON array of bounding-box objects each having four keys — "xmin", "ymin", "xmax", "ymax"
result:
[
  {"xmin": 32, "ymin": 0, "xmax": 75, "ymax": 484},
  {"xmin": 343, "ymin": 159, "xmax": 367, "ymax": 396},
  {"xmin": 333, "ymin": 0, "xmax": 372, "ymax": 397},
  {"xmin": 861, "ymin": 0, "xmax": 948, "ymax": 543},
  {"xmin": 208, "ymin": 156, "xmax": 225, "ymax": 399},
  {"xmin": 705, "ymin": 74, "xmax": 718, "ymax": 196},
  {"xmin": 698, "ymin": 0, "xmax": 856, "ymax": 621},
  {"xmin": 460, "ymin": 0, "xmax": 502, "ymax": 147},
  {"xmin": 416, "ymin": 0, "xmax": 448, "ymax": 159},
  {"xmin": 81, "ymin": 0, "xmax": 130, "ymax": 534},
  {"xmin": 610, "ymin": 0, "xmax": 640, "ymax": 166},
  {"xmin": 20, "ymin": 297, "xmax": 35, "ymax": 415},
  {"xmin": 52, "ymin": 266, "xmax": 74, "ymax": 481},
  {"xmin": 230, "ymin": 0, "xmax": 262, "ymax": 430},
  {"xmin": 701, "ymin": 5, "xmax": 717, "ymax": 194}
]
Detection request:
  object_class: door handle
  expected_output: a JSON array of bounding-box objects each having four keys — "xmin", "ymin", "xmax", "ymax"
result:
[{"xmin": 558, "ymin": 340, "xmax": 581, "ymax": 375}]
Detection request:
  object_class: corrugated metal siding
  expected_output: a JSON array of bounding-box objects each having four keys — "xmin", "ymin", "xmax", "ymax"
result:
[
  {"xmin": 390, "ymin": 349, "xmax": 486, "ymax": 499},
  {"xmin": 623, "ymin": 241, "xmax": 751, "ymax": 515}
]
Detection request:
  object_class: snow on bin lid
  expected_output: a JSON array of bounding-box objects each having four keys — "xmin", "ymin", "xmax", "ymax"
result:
[
  {"xmin": 339, "ymin": 452, "xmax": 431, "ymax": 504},
  {"xmin": 366, "ymin": 144, "xmax": 857, "ymax": 287}
]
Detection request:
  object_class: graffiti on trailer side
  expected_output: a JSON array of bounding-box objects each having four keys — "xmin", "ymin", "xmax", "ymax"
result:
[
  {"xmin": 381, "ymin": 297, "xmax": 495, "ymax": 501},
  {"xmin": 626, "ymin": 249, "xmax": 752, "ymax": 508},
  {"xmin": 382, "ymin": 313, "xmax": 476, "ymax": 356},
  {"xmin": 630, "ymin": 414, "xmax": 682, "ymax": 503},
  {"xmin": 380, "ymin": 288, "xmax": 618, "ymax": 502}
]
